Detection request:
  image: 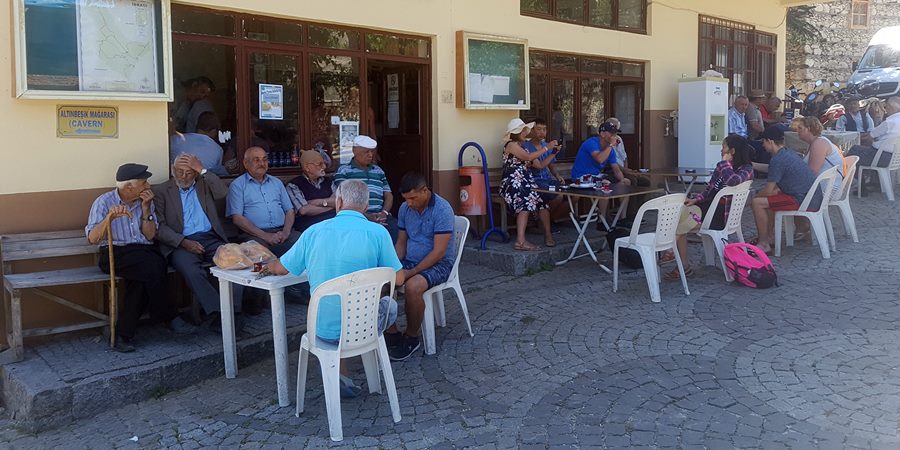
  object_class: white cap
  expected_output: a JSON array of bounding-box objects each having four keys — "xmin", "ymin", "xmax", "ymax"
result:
[{"xmin": 353, "ymin": 135, "xmax": 377, "ymax": 149}]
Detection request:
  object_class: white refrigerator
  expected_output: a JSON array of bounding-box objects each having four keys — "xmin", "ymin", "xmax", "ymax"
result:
[{"xmin": 677, "ymin": 77, "xmax": 730, "ymax": 169}]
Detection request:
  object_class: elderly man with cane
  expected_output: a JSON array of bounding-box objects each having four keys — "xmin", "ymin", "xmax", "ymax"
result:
[{"xmin": 86, "ymin": 163, "xmax": 194, "ymax": 352}]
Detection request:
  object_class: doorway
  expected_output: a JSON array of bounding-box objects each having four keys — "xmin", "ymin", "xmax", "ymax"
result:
[
  {"xmin": 610, "ymin": 81, "xmax": 643, "ymax": 169},
  {"xmin": 366, "ymin": 60, "xmax": 431, "ymax": 214}
]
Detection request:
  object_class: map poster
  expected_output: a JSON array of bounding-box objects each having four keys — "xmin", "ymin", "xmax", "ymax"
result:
[
  {"xmin": 259, "ymin": 84, "xmax": 284, "ymax": 120},
  {"xmin": 76, "ymin": 0, "xmax": 159, "ymax": 93}
]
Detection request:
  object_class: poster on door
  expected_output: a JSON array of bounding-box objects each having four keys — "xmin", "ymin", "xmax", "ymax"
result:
[
  {"xmin": 338, "ymin": 120, "xmax": 359, "ymax": 164},
  {"xmin": 259, "ymin": 84, "xmax": 283, "ymax": 120},
  {"xmin": 387, "ymin": 73, "xmax": 400, "ymax": 129}
]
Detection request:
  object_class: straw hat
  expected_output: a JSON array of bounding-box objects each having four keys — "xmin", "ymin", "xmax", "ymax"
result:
[{"xmin": 503, "ymin": 118, "xmax": 535, "ymax": 141}]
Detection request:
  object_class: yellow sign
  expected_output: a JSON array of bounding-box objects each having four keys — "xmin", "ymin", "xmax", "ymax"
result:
[{"xmin": 57, "ymin": 105, "xmax": 119, "ymax": 138}]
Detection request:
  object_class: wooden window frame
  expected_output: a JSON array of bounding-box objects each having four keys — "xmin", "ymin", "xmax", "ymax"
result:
[
  {"xmin": 171, "ymin": 4, "xmax": 432, "ymax": 176},
  {"xmin": 850, "ymin": 0, "xmax": 870, "ymax": 30},
  {"xmin": 520, "ymin": 0, "xmax": 648, "ymax": 35},
  {"xmin": 697, "ymin": 15, "xmax": 777, "ymax": 97},
  {"xmin": 522, "ymin": 49, "xmax": 644, "ymax": 163}
]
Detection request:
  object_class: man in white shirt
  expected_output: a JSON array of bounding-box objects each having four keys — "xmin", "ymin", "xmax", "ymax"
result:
[
  {"xmin": 847, "ymin": 96, "xmax": 900, "ymax": 168},
  {"xmin": 170, "ymin": 112, "xmax": 229, "ymax": 176}
]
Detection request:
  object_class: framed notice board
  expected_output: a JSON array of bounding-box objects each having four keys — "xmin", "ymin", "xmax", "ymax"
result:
[
  {"xmin": 456, "ymin": 31, "xmax": 529, "ymax": 110},
  {"xmin": 13, "ymin": 0, "xmax": 173, "ymax": 101}
]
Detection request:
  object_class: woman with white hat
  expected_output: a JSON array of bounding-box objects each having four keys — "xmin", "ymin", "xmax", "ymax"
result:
[{"xmin": 499, "ymin": 118, "xmax": 557, "ymax": 251}]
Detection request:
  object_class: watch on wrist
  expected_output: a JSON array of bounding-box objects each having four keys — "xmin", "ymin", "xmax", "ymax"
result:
[
  {"xmin": 200, "ymin": 168, "xmax": 208, "ymax": 176},
  {"xmin": 143, "ymin": 215, "xmax": 155, "ymax": 222},
  {"xmin": 321, "ymin": 200, "xmax": 328, "ymax": 207}
]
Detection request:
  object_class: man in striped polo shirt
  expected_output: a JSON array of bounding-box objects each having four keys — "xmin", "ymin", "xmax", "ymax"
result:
[{"xmin": 333, "ymin": 135, "xmax": 398, "ymax": 242}]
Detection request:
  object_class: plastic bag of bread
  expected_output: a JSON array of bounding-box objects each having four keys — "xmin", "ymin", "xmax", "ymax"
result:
[
  {"xmin": 213, "ymin": 243, "xmax": 253, "ymax": 270},
  {"xmin": 240, "ymin": 240, "xmax": 277, "ymax": 263}
]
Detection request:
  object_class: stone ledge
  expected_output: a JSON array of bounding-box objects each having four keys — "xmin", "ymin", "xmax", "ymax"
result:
[{"xmin": 1, "ymin": 322, "xmax": 306, "ymax": 433}]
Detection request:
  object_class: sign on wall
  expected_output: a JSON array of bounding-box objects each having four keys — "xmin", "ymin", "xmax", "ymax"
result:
[{"xmin": 57, "ymin": 105, "xmax": 119, "ymax": 138}]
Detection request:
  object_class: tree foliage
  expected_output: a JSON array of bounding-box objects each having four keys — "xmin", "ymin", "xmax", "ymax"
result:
[{"xmin": 787, "ymin": 5, "xmax": 822, "ymax": 46}]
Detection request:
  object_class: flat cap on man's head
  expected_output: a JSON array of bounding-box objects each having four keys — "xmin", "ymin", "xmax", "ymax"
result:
[
  {"xmin": 352, "ymin": 135, "xmax": 377, "ymax": 149},
  {"xmin": 116, "ymin": 163, "xmax": 152, "ymax": 182},
  {"xmin": 299, "ymin": 150, "xmax": 324, "ymax": 165}
]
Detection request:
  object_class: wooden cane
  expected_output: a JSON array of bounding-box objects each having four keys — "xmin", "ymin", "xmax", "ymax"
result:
[{"xmin": 105, "ymin": 215, "xmax": 117, "ymax": 349}]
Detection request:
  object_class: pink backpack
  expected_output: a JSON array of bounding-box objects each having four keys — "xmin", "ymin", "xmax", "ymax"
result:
[{"xmin": 723, "ymin": 242, "xmax": 778, "ymax": 288}]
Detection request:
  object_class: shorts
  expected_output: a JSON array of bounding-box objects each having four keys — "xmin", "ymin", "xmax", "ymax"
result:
[
  {"xmin": 319, "ymin": 295, "xmax": 398, "ymax": 345},
  {"xmin": 767, "ymin": 193, "xmax": 800, "ymax": 211},
  {"xmin": 403, "ymin": 258, "xmax": 453, "ymax": 289}
]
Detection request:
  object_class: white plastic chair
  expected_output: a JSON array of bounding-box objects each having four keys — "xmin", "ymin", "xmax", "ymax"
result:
[
  {"xmin": 829, "ymin": 155, "xmax": 860, "ymax": 243},
  {"xmin": 774, "ymin": 166, "xmax": 839, "ymax": 259},
  {"xmin": 696, "ymin": 180, "xmax": 753, "ymax": 282},
  {"xmin": 295, "ymin": 267, "xmax": 400, "ymax": 442},
  {"xmin": 421, "ymin": 216, "xmax": 473, "ymax": 356},
  {"xmin": 856, "ymin": 138, "xmax": 900, "ymax": 201},
  {"xmin": 613, "ymin": 193, "xmax": 689, "ymax": 303}
]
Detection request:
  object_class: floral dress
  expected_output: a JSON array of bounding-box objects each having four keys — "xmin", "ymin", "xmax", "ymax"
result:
[{"xmin": 499, "ymin": 141, "xmax": 547, "ymax": 213}]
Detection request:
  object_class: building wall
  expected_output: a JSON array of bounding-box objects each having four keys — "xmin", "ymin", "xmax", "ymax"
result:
[
  {"xmin": 0, "ymin": 0, "xmax": 787, "ymax": 333},
  {"xmin": 786, "ymin": 0, "xmax": 900, "ymax": 94}
]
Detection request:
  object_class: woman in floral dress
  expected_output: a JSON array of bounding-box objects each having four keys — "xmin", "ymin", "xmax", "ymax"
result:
[{"xmin": 500, "ymin": 118, "xmax": 557, "ymax": 251}]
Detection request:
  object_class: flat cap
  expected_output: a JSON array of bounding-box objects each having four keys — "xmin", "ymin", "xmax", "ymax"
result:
[
  {"xmin": 353, "ymin": 135, "xmax": 377, "ymax": 149},
  {"xmin": 116, "ymin": 163, "xmax": 152, "ymax": 182}
]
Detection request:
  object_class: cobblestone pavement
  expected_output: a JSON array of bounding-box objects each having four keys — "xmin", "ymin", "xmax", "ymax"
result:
[{"xmin": 3, "ymin": 190, "xmax": 900, "ymax": 449}]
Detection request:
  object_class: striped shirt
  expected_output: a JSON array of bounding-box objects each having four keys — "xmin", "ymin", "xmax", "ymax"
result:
[
  {"xmin": 85, "ymin": 189, "xmax": 157, "ymax": 246},
  {"xmin": 332, "ymin": 160, "xmax": 391, "ymax": 213}
]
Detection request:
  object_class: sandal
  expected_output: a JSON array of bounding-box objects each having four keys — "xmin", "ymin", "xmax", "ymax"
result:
[
  {"xmin": 544, "ymin": 238, "xmax": 557, "ymax": 247},
  {"xmin": 513, "ymin": 241, "xmax": 540, "ymax": 251},
  {"xmin": 663, "ymin": 266, "xmax": 694, "ymax": 281},
  {"xmin": 659, "ymin": 250, "xmax": 676, "ymax": 264}
]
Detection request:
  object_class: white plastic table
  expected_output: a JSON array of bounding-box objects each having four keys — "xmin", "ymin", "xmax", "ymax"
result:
[{"xmin": 210, "ymin": 267, "xmax": 308, "ymax": 407}]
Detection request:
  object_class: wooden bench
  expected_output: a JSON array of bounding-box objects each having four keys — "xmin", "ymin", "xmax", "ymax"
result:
[
  {"xmin": 0, "ymin": 230, "xmax": 114, "ymax": 363},
  {"xmin": 0, "ymin": 230, "xmax": 206, "ymax": 363},
  {"xmin": 486, "ymin": 163, "xmax": 574, "ymax": 232}
]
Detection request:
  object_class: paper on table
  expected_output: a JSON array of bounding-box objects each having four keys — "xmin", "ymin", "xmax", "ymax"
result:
[{"xmin": 491, "ymin": 75, "xmax": 510, "ymax": 96}]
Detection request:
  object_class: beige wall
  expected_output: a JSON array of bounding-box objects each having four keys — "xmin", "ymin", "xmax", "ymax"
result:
[{"xmin": 0, "ymin": 0, "xmax": 788, "ymax": 196}]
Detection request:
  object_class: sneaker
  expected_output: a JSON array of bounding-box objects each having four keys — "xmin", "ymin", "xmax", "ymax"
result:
[
  {"xmin": 340, "ymin": 376, "xmax": 362, "ymax": 398},
  {"xmin": 388, "ymin": 335, "xmax": 421, "ymax": 361},
  {"xmin": 111, "ymin": 336, "xmax": 136, "ymax": 353},
  {"xmin": 166, "ymin": 316, "xmax": 197, "ymax": 335},
  {"xmin": 383, "ymin": 331, "xmax": 403, "ymax": 349}
]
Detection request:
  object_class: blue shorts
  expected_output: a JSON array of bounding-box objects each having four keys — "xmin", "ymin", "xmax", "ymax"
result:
[
  {"xmin": 318, "ymin": 296, "xmax": 397, "ymax": 345},
  {"xmin": 403, "ymin": 259, "xmax": 452, "ymax": 289}
]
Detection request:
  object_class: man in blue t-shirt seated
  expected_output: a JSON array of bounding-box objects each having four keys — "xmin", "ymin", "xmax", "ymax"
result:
[
  {"xmin": 522, "ymin": 118, "xmax": 567, "ymax": 245},
  {"xmin": 266, "ymin": 179, "xmax": 405, "ymax": 398},
  {"xmin": 750, "ymin": 126, "xmax": 821, "ymax": 254},
  {"xmin": 571, "ymin": 121, "xmax": 631, "ymax": 184},
  {"xmin": 571, "ymin": 121, "xmax": 631, "ymax": 218},
  {"xmin": 384, "ymin": 172, "xmax": 457, "ymax": 361}
]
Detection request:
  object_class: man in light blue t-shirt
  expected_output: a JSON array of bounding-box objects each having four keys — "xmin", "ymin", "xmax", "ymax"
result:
[{"xmin": 267, "ymin": 179, "xmax": 404, "ymax": 397}]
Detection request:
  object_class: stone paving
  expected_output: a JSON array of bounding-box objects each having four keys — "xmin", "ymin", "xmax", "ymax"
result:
[{"xmin": 3, "ymin": 187, "xmax": 900, "ymax": 448}]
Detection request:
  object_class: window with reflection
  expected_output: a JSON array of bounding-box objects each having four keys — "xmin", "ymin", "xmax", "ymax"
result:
[
  {"xmin": 522, "ymin": 50, "xmax": 644, "ymax": 161},
  {"xmin": 170, "ymin": 40, "xmax": 239, "ymax": 173},
  {"xmin": 309, "ymin": 54, "xmax": 360, "ymax": 160},
  {"xmin": 520, "ymin": 0, "xmax": 646, "ymax": 33},
  {"xmin": 249, "ymin": 53, "xmax": 299, "ymax": 162},
  {"xmin": 308, "ymin": 25, "xmax": 360, "ymax": 50},
  {"xmin": 698, "ymin": 15, "xmax": 777, "ymax": 96}
]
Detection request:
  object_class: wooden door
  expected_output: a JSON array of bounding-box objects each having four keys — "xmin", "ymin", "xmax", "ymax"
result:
[{"xmin": 610, "ymin": 82, "xmax": 643, "ymax": 169}]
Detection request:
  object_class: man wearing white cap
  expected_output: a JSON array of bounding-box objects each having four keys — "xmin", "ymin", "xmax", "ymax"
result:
[{"xmin": 333, "ymin": 135, "xmax": 398, "ymax": 241}]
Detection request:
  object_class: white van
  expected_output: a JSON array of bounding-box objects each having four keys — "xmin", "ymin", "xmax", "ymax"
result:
[{"xmin": 848, "ymin": 26, "xmax": 900, "ymax": 97}]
